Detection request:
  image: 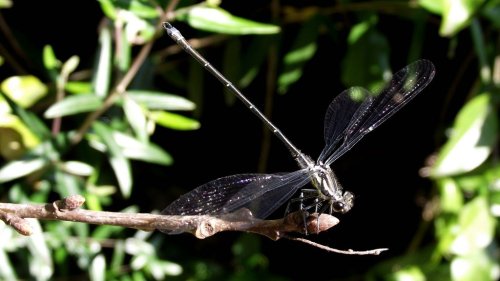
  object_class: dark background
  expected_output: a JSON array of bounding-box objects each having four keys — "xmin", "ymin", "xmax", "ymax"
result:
[{"xmin": 2, "ymin": 1, "xmax": 472, "ymax": 280}]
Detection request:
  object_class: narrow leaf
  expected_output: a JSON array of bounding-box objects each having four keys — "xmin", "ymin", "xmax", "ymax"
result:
[
  {"xmin": 93, "ymin": 25, "xmax": 112, "ymax": 98},
  {"xmin": 150, "ymin": 111, "xmax": 200, "ymax": 131},
  {"xmin": 123, "ymin": 97, "xmax": 148, "ymax": 142},
  {"xmin": 177, "ymin": 5, "xmax": 280, "ymax": 35},
  {"xmin": 44, "ymin": 95, "xmax": 103, "ymax": 118},
  {"xmin": 127, "ymin": 90, "xmax": 195, "ymax": 111},
  {"xmin": 0, "ymin": 157, "xmax": 48, "ymax": 183},
  {"xmin": 92, "ymin": 122, "xmax": 132, "ymax": 198}
]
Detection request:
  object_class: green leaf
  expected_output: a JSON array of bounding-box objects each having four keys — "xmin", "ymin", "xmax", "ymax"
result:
[
  {"xmin": 93, "ymin": 25, "xmax": 112, "ymax": 98},
  {"xmin": 0, "ymin": 113, "xmax": 40, "ymax": 149},
  {"xmin": 432, "ymin": 93, "xmax": 497, "ymax": 177},
  {"xmin": 177, "ymin": 5, "xmax": 280, "ymax": 35},
  {"xmin": 54, "ymin": 170, "xmax": 82, "ymax": 197},
  {"xmin": 60, "ymin": 161, "xmax": 94, "ymax": 176},
  {"xmin": 439, "ymin": 0, "xmax": 485, "ymax": 37},
  {"xmin": 127, "ymin": 90, "xmax": 195, "ymax": 111},
  {"xmin": 0, "ymin": 91, "xmax": 50, "ymax": 139},
  {"xmin": 451, "ymin": 251, "xmax": 496, "ymax": 281},
  {"xmin": 438, "ymin": 178, "xmax": 464, "ymax": 213},
  {"xmin": 89, "ymin": 131, "xmax": 173, "ymax": 165},
  {"xmin": 99, "ymin": 0, "xmax": 158, "ymax": 19},
  {"xmin": 0, "ymin": 0, "xmax": 12, "ymax": 9},
  {"xmin": 150, "ymin": 111, "xmax": 200, "ymax": 131},
  {"xmin": 277, "ymin": 15, "xmax": 322, "ymax": 94},
  {"xmin": 1, "ymin": 75, "xmax": 48, "ymax": 108},
  {"xmin": 26, "ymin": 219, "xmax": 53, "ymax": 280},
  {"xmin": 341, "ymin": 16, "xmax": 390, "ymax": 91},
  {"xmin": 0, "ymin": 157, "xmax": 48, "ymax": 183},
  {"xmin": 450, "ymin": 197, "xmax": 496, "ymax": 255},
  {"xmin": 44, "ymin": 95, "xmax": 103, "ymax": 118},
  {"xmin": 65, "ymin": 81, "xmax": 92, "ymax": 94},
  {"xmin": 43, "ymin": 45, "xmax": 58, "ymax": 71},
  {"xmin": 418, "ymin": 0, "xmax": 445, "ymax": 14},
  {"xmin": 123, "ymin": 97, "xmax": 148, "ymax": 142},
  {"xmin": 92, "ymin": 122, "xmax": 132, "ymax": 198}
]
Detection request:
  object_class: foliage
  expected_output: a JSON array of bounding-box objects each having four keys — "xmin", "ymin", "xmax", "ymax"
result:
[{"xmin": 0, "ymin": 0, "xmax": 499, "ymax": 280}]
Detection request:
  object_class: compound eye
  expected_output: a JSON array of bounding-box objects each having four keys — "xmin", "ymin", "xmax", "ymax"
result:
[{"xmin": 331, "ymin": 201, "xmax": 345, "ymax": 213}]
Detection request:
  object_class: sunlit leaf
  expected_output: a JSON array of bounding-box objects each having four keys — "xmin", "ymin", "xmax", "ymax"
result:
[
  {"xmin": 0, "ymin": 0, "xmax": 12, "ymax": 8},
  {"xmin": 0, "ymin": 157, "xmax": 48, "ymax": 183},
  {"xmin": 438, "ymin": 178, "xmax": 464, "ymax": 213},
  {"xmin": 93, "ymin": 25, "xmax": 112, "ymax": 98},
  {"xmin": 451, "ymin": 251, "xmax": 497, "ymax": 281},
  {"xmin": 278, "ymin": 15, "xmax": 322, "ymax": 94},
  {"xmin": 44, "ymin": 95, "xmax": 103, "ymax": 118},
  {"xmin": 432, "ymin": 93, "xmax": 497, "ymax": 177},
  {"xmin": 123, "ymin": 97, "xmax": 148, "ymax": 141},
  {"xmin": 450, "ymin": 198, "xmax": 496, "ymax": 255},
  {"xmin": 60, "ymin": 161, "xmax": 94, "ymax": 176},
  {"xmin": 89, "ymin": 131, "xmax": 173, "ymax": 165},
  {"xmin": 92, "ymin": 122, "xmax": 132, "ymax": 198},
  {"xmin": 127, "ymin": 90, "xmax": 196, "ymax": 111},
  {"xmin": 26, "ymin": 219, "xmax": 53, "ymax": 280},
  {"xmin": 418, "ymin": 0, "xmax": 445, "ymax": 14},
  {"xmin": 1, "ymin": 75, "xmax": 48, "ymax": 108},
  {"xmin": 150, "ymin": 111, "xmax": 200, "ymax": 131},
  {"xmin": 0, "ymin": 248, "xmax": 17, "ymax": 280},
  {"xmin": 177, "ymin": 5, "xmax": 280, "ymax": 34},
  {"xmin": 439, "ymin": 0, "xmax": 485, "ymax": 37},
  {"xmin": 89, "ymin": 254, "xmax": 106, "ymax": 281}
]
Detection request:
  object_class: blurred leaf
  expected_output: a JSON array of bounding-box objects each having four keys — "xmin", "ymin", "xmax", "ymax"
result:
[
  {"xmin": 92, "ymin": 122, "xmax": 132, "ymax": 198},
  {"xmin": 177, "ymin": 5, "xmax": 280, "ymax": 34},
  {"xmin": 278, "ymin": 15, "xmax": 322, "ymax": 94},
  {"xmin": 451, "ymin": 250, "xmax": 497, "ymax": 281},
  {"xmin": 55, "ymin": 170, "xmax": 83, "ymax": 197},
  {"xmin": 341, "ymin": 16, "xmax": 390, "ymax": 90},
  {"xmin": 440, "ymin": 0, "xmax": 485, "ymax": 37},
  {"xmin": 449, "ymin": 197, "xmax": 495, "ymax": 255},
  {"xmin": 482, "ymin": 0, "xmax": 500, "ymax": 28},
  {"xmin": 0, "ymin": 157, "xmax": 48, "ymax": 183},
  {"xmin": 99, "ymin": 0, "xmax": 159, "ymax": 19},
  {"xmin": 438, "ymin": 178, "xmax": 463, "ymax": 213},
  {"xmin": 123, "ymin": 97, "xmax": 148, "ymax": 141},
  {"xmin": 0, "ymin": 91, "xmax": 50, "ymax": 138},
  {"xmin": 44, "ymin": 95, "xmax": 103, "ymax": 118},
  {"xmin": 0, "ymin": 113, "xmax": 40, "ymax": 149},
  {"xmin": 89, "ymin": 254, "xmax": 106, "ymax": 281},
  {"xmin": 0, "ymin": 248, "xmax": 17, "ymax": 281},
  {"xmin": 116, "ymin": 26, "xmax": 131, "ymax": 71},
  {"xmin": 89, "ymin": 131, "xmax": 173, "ymax": 165},
  {"xmin": 26, "ymin": 219, "xmax": 53, "ymax": 280},
  {"xmin": 93, "ymin": 25, "xmax": 112, "ymax": 98},
  {"xmin": 239, "ymin": 36, "xmax": 274, "ymax": 88},
  {"xmin": 392, "ymin": 266, "xmax": 426, "ymax": 281},
  {"xmin": 418, "ymin": 0, "xmax": 445, "ymax": 14},
  {"xmin": 1, "ymin": 75, "xmax": 48, "ymax": 108},
  {"xmin": 61, "ymin": 56, "xmax": 80, "ymax": 78},
  {"xmin": 127, "ymin": 90, "xmax": 196, "ymax": 111},
  {"xmin": 43, "ymin": 45, "xmax": 59, "ymax": 71},
  {"xmin": 65, "ymin": 81, "xmax": 92, "ymax": 94},
  {"xmin": 60, "ymin": 161, "xmax": 94, "ymax": 176},
  {"xmin": 432, "ymin": 93, "xmax": 497, "ymax": 177},
  {"xmin": 150, "ymin": 111, "xmax": 200, "ymax": 131},
  {"xmin": 0, "ymin": 0, "xmax": 12, "ymax": 8}
]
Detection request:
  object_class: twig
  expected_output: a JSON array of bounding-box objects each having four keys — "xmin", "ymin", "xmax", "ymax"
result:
[
  {"xmin": 285, "ymin": 236, "xmax": 388, "ymax": 255},
  {"xmin": 0, "ymin": 195, "xmax": 386, "ymax": 255}
]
